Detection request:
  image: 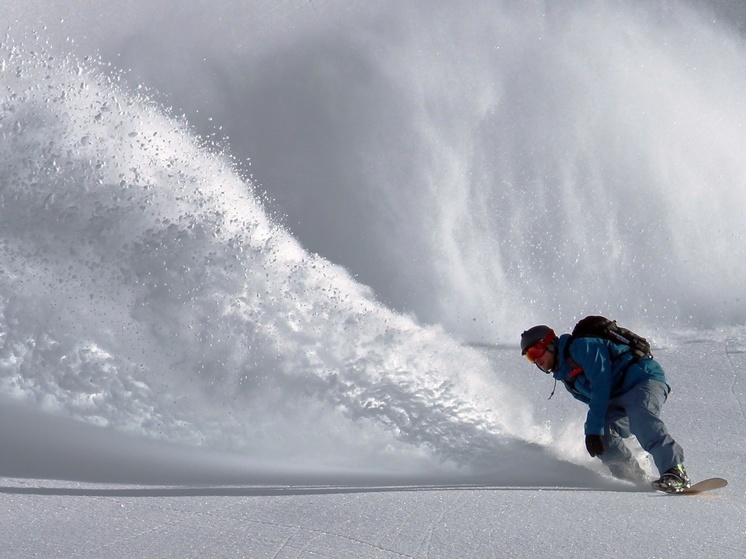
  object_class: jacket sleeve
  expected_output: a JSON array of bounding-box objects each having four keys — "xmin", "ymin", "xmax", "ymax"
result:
[{"xmin": 571, "ymin": 338, "xmax": 614, "ymax": 435}]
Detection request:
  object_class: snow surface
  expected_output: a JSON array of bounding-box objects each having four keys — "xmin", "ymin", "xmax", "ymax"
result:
[{"xmin": 1, "ymin": 1, "xmax": 746, "ymax": 557}]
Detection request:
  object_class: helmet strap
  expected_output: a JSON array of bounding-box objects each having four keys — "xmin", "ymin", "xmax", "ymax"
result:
[{"xmin": 547, "ymin": 377, "xmax": 558, "ymax": 400}]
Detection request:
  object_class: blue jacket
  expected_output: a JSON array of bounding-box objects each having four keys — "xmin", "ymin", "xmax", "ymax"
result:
[{"xmin": 553, "ymin": 334, "xmax": 668, "ymax": 435}]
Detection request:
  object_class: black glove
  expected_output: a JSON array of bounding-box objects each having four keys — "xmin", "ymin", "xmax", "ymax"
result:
[{"xmin": 585, "ymin": 434, "xmax": 605, "ymax": 457}]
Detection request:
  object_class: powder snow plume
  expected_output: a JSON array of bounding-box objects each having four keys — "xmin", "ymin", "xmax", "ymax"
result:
[{"xmin": 0, "ymin": 37, "xmax": 551, "ymax": 480}]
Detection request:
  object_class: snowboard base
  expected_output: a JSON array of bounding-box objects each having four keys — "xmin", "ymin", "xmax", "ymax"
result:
[{"xmin": 655, "ymin": 477, "xmax": 727, "ymax": 495}]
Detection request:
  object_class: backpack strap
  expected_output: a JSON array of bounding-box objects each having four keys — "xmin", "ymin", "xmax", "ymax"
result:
[{"xmin": 560, "ymin": 336, "xmax": 583, "ymax": 396}]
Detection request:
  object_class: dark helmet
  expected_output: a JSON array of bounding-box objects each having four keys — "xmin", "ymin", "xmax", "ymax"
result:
[{"xmin": 520, "ymin": 325, "xmax": 556, "ymax": 355}]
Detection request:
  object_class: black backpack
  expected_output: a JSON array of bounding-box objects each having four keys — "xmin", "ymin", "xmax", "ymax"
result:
[{"xmin": 569, "ymin": 315, "xmax": 653, "ymax": 360}]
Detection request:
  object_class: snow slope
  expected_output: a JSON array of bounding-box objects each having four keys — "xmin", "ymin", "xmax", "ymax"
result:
[
  {"xmin": 1, "ymin": 1, "xmax": 746, "ymax": 557},
  {"xmin": 1, "ymin": 337, "xmax": 744, "ymax": 558}
]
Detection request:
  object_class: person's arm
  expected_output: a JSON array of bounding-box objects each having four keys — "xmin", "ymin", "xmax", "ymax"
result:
[{"xmin": 572, "ymin": 338, "xmax": 614, "ymax": 435}]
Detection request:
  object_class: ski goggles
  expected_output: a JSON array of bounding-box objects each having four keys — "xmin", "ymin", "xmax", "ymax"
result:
[
  {"xmin": 523, "ymin": 331, "xmax": 555, "ymax": 363},
  {"xmin": 524, "ymin": 343, "xmax": 548, "ymax": 363}
]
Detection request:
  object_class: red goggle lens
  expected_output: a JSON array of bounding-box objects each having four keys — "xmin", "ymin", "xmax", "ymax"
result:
[{"xmin": 525, "ymin": 344, "xmax": 546, "ymax": 363}]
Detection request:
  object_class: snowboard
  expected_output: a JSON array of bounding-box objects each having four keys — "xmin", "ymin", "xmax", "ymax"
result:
[{"xmin": 655, "ymin": 477, "xmax": 727, "ymax": 495}]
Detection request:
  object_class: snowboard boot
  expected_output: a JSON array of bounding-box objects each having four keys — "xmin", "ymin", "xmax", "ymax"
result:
[{"xmin": 652, "ymin": 464, "xmax": 691, "ymax": 493}]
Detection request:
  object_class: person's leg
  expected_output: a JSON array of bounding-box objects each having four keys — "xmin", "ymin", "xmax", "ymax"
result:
[
  {"xmin": 600, "ymin": 403, "xmax": 647, "ymax": 483},
  {"xmin": 620, "ymin": 380, "xmax": 685, "ymax": 475}
]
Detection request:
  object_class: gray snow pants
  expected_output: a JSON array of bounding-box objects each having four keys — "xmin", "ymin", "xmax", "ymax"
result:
[{"xmin": 600, "ymin": 379, "xmax": 685, "ymax": 477}]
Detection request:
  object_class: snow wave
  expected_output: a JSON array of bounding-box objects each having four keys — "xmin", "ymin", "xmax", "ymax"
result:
[{"xmin": 0, "ymin": 39, "xmax": 542, "ymax": 476}]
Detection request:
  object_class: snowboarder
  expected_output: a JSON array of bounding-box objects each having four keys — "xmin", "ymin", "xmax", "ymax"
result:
[{"xmin": 520, "ymin": 324, "xmax": 690, "ymax": 491}]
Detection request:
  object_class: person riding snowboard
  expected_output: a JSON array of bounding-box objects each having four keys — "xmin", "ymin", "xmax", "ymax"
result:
[{"xmin": 520, "ymin": 324, "xmax": 689, "ymax": 491}]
